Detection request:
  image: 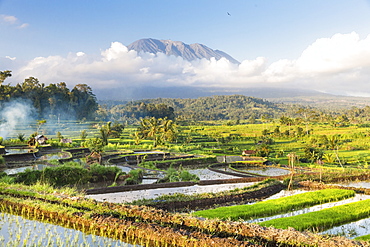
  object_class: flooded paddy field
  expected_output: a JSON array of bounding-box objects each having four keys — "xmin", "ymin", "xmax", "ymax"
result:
[
  {"xmin": 188, "ymin": 168, "xmax": 242, "ymax": 180},
  {"xmin": 333, "ymin": 181, "xmax": 370, "ymax": 189},
  {"xmin": 2, "ymin": 164, "xmax": 48, "ymax": 175},
  {"xmin": 243, "ymin": 189, "xmax": 370, "ymax": 239},
  {"xmin": 0, "ymin": 212, "xmax": 138, "ymax": 247},
  {"xmin": 86, "ymin": 182, "xmax": 256, "ymax": 203},
  {"xmin": 249, "ymin": 192, "xmax": 370, "ymax": 223},
  {"xmin": 3, "ymin": 147, "xmax": 35, "ymax": 154},
  {"xmin": 237, "ymin": 167, "xmax": 290, "ymax": 176}
]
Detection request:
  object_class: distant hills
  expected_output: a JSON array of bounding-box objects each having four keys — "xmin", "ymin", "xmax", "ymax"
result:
[
  {"xmin": 127, "ymin": 38, "xmax": 240, "ymax": 64},
  {"xmin": 97, "ymin": 86, "xmax": 370, "ymax": 110},
  {"xmin": 94, "ymin": 38, "xmax": 370, "ymax": 109}
]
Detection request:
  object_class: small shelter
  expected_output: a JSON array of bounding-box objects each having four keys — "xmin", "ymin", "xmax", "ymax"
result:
[
  {"xmin": 35, "ymin": 135, "xmax": 48, "ymax": 145},
  {"xmin": 242, "ymin": 150, "xmax": 255, "ymax": 156}
]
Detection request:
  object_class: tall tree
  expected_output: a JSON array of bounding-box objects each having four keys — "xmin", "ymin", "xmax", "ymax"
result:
[
  {"xmin": 70, "ymin": 84, "xmax": 98, "ymax": 120},
  {"xmin": 0, "ymin": 70, "xmax": 12, "ymax": 85}
]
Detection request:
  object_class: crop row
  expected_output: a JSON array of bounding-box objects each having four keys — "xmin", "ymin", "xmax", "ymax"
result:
[
  {"xmin": 0, "ymin": 181, "xmax": 367, "ymax": 246},
  {"xmin": 260, "ymin": 197, "xmax": 370, "ymax": 232},
  {"xmin": 193, "ymin": 189, "xmax": 356, "ymax": 221}
]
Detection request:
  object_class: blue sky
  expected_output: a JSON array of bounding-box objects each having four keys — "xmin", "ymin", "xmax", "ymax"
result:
[{"xmin": 1, "ymin": 0, "xmax": 370, "ymax": 99}]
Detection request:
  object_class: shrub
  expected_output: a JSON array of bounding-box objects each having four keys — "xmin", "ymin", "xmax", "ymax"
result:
[
  {"xmin": 0, "ymin": 175, "xmax": 14, "ymax": 183},
  {"xmin": 179, "ymin": 170, "xmax": 199, "ymax": 182},
  {"xmin": 42, "ymin": 165, "xmax": 92, "ymax": 186},
  {"xmin": 14, "ymin": 169, "xmax": 42, "ymax": 185},
  {"xmin": 89, "ymin": 163, "xmax": 120, "ymax": 182}
]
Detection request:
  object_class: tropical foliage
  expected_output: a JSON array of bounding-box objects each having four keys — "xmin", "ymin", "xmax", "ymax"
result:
[{"xmin": 0, "ymin": 71, "xmax": 98, "ymax": 120}]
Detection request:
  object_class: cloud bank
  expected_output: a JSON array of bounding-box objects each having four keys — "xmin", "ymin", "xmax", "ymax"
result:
[{"xmin": 6, "ymin": 32, "xmax": 370, "ymax": 98}]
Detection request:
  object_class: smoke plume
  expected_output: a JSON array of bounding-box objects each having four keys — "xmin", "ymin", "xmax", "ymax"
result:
[{"xmin": 0, "ymin": 101, "xmax": 34, "ymax": 139}]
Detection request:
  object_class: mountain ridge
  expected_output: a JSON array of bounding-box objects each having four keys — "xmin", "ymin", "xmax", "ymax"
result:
[{"xmin": 127, "ymin": 38, "xmax": 240, "ymax": 64}]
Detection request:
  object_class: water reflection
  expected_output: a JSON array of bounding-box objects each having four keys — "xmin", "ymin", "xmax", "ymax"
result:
[
  {"xmin": 188, "ymin": 168, "xmax": 241, "ymax": 180},
  {"xmin": 321, "ymin": 217, "xmax": 370, "ymax": 239},
  {"xmin": 87, "ymin": 182, "xmax": 255, "ymax": 203},
  {"xmin": 0, "ymin": 212, "xmax": 139, "ymax": 246},
  {"xmin": 3, "ymin": 164, "xmax": 47, "ymax": 175},
  {"xmin": 4, "ymin": 148, "xmax": 34, "ymax": 154},
  {"xmin": 38, "ymin": 152, "xmax": 71, "ymax": 160}
]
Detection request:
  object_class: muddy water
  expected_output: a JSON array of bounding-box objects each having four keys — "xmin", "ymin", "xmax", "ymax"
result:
[{"xmin": 87, "ymin": 182, "xmax": 256, "ymax": 203}]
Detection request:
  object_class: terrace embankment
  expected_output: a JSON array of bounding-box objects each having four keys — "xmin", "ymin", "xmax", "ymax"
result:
[
  {"xmin": 85, "ymin": 176, "xmax": 269, "ymax": 195},
  {"xmin": 299, "ymin": 181, "xmax": 370, "ymax": 194},
  {"xmin": 145, "ymin": 180, "xmax": 286, "ymax": 211}
]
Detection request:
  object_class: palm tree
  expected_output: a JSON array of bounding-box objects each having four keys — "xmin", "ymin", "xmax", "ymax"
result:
[
  {"xmin": 100, "ymin": 122, "xmax": 111, "ymax": 145},
  {"xmin": 137, "ymin": 117, "xmax": 178, "ymax": 147},
  {"xmin": 161, "ymin": 118, "xmax": 177, "ymax": 142},
  {"xmin": 138, "ymin": 117, "xmax": 161, "ymax": 147}
]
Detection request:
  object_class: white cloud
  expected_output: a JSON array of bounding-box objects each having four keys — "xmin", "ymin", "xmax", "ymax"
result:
[
  {"xmin": 5, "ymin": 56, "xmax": 16, "ymax": 61},
  {"xmin": 0, "ymin": 14, "xmax": 17, "ymax": 24},
  {"xmin": 0, "ymin": 14, "xmax": 29, "ymax": 29},
  {"xmin": 11, "ymin": 32, "xmax": 370, "ymax": 97},
  {"xmin": 17, "ymin": 23, "xmax": 29, "ymax": 29},
  {"xmin": 296, "ymin": 32, "xmax": 370, "ymax": 74}
]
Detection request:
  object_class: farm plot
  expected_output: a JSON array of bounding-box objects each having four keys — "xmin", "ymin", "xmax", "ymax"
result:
[
  {"xmin": 259, "ymin": 198, "xmax": 370, "ymax": 233},
  {"xmin": 193, "ymin": 189, "xmax": 355, "ymax": 221},
  {"xmin": 0, "ymin": 212, "xmax": 134, "ymax": 247}
]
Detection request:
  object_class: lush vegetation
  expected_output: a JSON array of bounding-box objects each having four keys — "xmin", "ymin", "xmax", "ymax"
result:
[
  {"xmin": 5, "ymin": 70, "xmax": 370, "ymax": 243},
  {"xmin": 193, "ymin": 189, "xmax": 355, "ymax": 221},
  {"xmin": 0, "ymin": 181, "xmax": 363, "ymax": 247},
  {"xmin": 98, "ymin": 94, "xmax": 370, "ymax": 124},
  {"xmin": 0, "ymin": 72, "xmax": 97, "ymax": 120},
  {"xmin": 12, "ymin": 162, "xmax": 122, "ymax": 186},
  {"xmin": 259, "ymin": 199, "xmax": 370, "ymax": 232}
]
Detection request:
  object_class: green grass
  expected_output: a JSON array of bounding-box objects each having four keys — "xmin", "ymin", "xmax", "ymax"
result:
[
  {"xmin": 193, "ymin": 189, "xmax": 355, "ymax": 221},
  {"xmin": 355, "ymin": 234, "xmax": 370, "ymax": 241},
  {"xmin": 259, "ymin": 199, "xmax": 370, "ymax": 232}
]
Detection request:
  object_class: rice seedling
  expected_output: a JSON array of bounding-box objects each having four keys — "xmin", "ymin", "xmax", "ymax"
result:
[
  {"xmin": 0, "ymin": 212, "xmax": 134, "ymax": 247},
  {"xmin": 193, "ymin": 189, "xmax": 355, "ymax": 220},
  {"xmin": 259, "ymin": 198, "xmax": 370, "ymax": 232}
]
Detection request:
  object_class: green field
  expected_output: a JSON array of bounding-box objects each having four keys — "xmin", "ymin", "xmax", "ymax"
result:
[{"xmin": 193, "ymin": 189, "xmax": 355, "ymax": 221}]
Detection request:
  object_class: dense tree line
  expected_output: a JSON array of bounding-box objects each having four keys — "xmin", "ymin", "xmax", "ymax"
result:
[
  {"xmin": 99, "ymin": 95, "xmax": 370, "ymax": 124},
  {"xmin": 96, "ymin": 101, "xmax": 175, "ymax": 122},
  {"xmin": 0, "ymin": 71, "xmax": 98, "ymax": 120},
  {"xmin": 98, "ymin": 95, "xmax": 287, "ymax": 122}
]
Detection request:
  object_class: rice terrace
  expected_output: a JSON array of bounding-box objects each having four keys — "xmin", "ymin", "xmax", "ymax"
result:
[{"xmin": 4, "ymin": 72, "xmax": 370, "ymax": 246}]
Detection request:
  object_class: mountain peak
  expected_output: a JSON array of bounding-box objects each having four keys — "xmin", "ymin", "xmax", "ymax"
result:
[{"xmin": 127, "ymin": 38, "xmax": 239, "ymax": 64}]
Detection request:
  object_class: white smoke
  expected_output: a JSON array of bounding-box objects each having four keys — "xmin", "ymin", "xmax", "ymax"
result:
[{"xmin": 0, "ymin": 101, "xmax": 33, "ymax": 139}]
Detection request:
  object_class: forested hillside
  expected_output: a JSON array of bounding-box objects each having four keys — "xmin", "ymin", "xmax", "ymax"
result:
[
  {"xmin": 98, "ymin": 94, "xmax": 370, "ymax": 124},
  {"xmin": 98, "ymin": 95, "xmax": 292, "ymax": 122}
]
